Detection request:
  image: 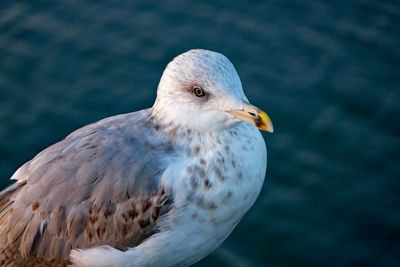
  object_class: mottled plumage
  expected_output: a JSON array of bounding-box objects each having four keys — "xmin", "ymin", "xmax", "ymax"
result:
[
  {"xmin": 0, "ymin": 110, "xmax": 173, "ymax": 266},
  {"xmin": 0, "ymin": 49, "xmax": 273, "ymax": 267}
]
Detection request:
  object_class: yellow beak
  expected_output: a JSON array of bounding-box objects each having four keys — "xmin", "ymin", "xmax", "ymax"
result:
[{"xmin": 228, "ymin": 102, "xmax": 274, "ymax": 133}]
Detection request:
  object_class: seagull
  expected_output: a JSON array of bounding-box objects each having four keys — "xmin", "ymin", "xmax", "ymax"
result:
[{"xmin": 0, "ymin": 49, "xmax": 273, "ymax": 267}]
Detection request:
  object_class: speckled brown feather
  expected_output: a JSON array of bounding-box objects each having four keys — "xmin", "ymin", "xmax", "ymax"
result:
[{"xmin": 0, "ymin": 109, "xmax": 174, "ymax": 265}]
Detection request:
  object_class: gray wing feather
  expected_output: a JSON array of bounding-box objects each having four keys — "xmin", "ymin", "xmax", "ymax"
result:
[{"xmin": 0, "ymin": 109, "xmax": 174, "ymax": 264}]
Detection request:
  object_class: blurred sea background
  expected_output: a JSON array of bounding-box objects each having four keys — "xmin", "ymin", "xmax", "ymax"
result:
[{"xmin": 0, "ymin": 1, "xmax": 399, "ymax": 266}]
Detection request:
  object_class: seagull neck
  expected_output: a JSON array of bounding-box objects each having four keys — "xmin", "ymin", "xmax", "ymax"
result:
[{"xmin": 147, "ymin": 108, "xmax": 231, "ymax": 150}]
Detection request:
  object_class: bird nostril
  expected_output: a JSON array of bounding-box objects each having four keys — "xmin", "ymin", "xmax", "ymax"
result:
[{"xmin": 249, "ymin": 112, "xmax": 256, "ymax": 117}]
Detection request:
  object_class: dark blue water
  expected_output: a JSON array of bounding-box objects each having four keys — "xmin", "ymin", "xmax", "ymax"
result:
[{"xmin": 0, "ymin": 1, "xmax": 399, "ymax": 266}]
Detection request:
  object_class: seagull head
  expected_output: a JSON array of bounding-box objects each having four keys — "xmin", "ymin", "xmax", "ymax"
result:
[{"xmin": 153, "ymin": 49, "xmax": 273, "ymax": 133}]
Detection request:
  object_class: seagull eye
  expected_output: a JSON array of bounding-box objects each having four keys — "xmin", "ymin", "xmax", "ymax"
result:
[{"xmin": 193, "ymin": 86, "xmax": 205, "ymax": 98}]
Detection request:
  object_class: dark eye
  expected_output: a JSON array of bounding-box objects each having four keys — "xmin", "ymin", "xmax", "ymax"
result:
[{"xmin": 193, "ymin": 86, "xmax": 205, "ymax": 98}]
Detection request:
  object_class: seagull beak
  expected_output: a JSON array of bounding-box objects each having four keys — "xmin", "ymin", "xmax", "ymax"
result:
[{"xmin": 228, "ymin": 102, "xmax": 274, "ymax": 133}]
